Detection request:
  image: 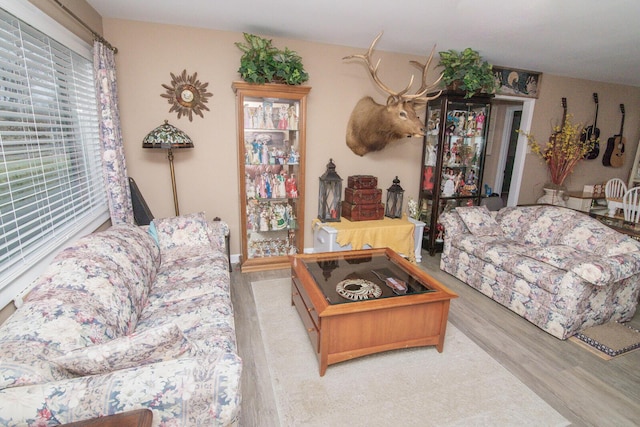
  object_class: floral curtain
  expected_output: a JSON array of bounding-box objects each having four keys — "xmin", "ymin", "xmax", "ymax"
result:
[{"xmin": 93, "ymin": 40, "xmax": 133, "ymax": 224}]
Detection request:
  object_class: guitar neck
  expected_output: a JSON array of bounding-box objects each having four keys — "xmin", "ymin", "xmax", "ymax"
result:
[
  {"xmin": 560, "ymin": 97, "xmax": 567, "ymax": 128},
  {"xmin": 619, "ymin": 104, "xmax": 625, "ymax": 135}
]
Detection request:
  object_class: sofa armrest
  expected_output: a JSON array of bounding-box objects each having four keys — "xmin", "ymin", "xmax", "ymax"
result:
[
  {"xmin": 439, "ymin": 211, "xmax": 470, "ymax": 238},
  {"xmin": 208, "ymin": 219, "xmax": 230, "ymax": 252},
  {"xmin": 439, "ymin": 210, "xmax": 470, "ymax": 255},
  {"xmin": 0, "ymin": 353, "xmax": 242, "ymax": 427}
]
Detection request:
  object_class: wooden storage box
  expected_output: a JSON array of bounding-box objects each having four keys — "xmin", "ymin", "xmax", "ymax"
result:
[
  {"xmin": 344, "ymin": 187, "xmax": 382, "ymax": 205},
  {"xmin": 341, "ymin": 201, "xmax": 384, "ymax": 221},
  {"xmin": 347, "ymin": 175, "xmax": 378, "ymax": 189}
]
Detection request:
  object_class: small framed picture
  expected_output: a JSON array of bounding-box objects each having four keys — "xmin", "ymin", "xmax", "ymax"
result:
[{"xmin": 493, "ymin": 66, "xmax": 542, "ymax": 98}]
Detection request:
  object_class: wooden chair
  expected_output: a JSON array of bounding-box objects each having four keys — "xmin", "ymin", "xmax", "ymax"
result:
[
  {"xmin": 622, "ymin": 187, "xmax": 640, "ymax": 223},
  {"xmin": 605, "ymin": 178, "xmax": 627, "ymax": 217}
]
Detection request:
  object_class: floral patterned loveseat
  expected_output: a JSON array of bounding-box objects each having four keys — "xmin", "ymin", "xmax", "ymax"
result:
[
  {"xmin": 440, "ymin": 205, "xmax": 640, "ymax": 339},
  {"xmin": 0, "ymin": 212, "xmax": 241, "ymax": 426}
]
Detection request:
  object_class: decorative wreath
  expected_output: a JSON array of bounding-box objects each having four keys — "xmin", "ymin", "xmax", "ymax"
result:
[
  {"xmin": 161, "ymin": 70, "xmax": 213, "ymax": 121},
  {"xmin": 336, "ymin": 279, "xmax": 382, "ymax": 301}
]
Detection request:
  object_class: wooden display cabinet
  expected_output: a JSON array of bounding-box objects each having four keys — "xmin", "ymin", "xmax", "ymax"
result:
[
  {"xmin": 418, "ymin": 91, "xmax": 492, "ymax": 255},
  {"xmin": 232, "ymin": 82, "xmax": 311, "ymax": 272}
]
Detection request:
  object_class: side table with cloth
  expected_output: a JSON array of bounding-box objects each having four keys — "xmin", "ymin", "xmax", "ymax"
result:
[{"xmin": 312, "ymin": 216, "xmax": 424, "ymax": 262}]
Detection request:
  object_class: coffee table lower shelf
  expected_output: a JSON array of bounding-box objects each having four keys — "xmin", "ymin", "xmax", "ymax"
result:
[{"xmin": 290, "ymin": 248, "xmax": 457, "ymax": 376}]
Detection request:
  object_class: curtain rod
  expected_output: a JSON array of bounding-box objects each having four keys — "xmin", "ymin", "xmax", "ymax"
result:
[{"xmin": 53, "ymin": 0, "xmax": 118, "ymax": 53}]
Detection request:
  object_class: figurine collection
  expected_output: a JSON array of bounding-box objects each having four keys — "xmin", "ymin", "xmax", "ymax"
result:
[{"xmin": 242, "ymin": 101, "xmax": 302, "ymax": 259}]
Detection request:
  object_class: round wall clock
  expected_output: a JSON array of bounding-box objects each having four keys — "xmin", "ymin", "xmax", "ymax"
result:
[{"xmin": 161, "ymin": 69, "xmax": 213, "ymax": 121}]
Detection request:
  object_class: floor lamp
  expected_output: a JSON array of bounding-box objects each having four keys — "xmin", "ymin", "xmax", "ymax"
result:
[{"xmin": 142, "ymin": 120, "xmax": 194, "ymax": 216}]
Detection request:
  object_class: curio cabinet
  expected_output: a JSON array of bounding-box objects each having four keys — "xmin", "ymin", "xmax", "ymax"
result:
[
  {"xmin": 418, "ymin": 91, "xmax": 492, "ymax": 255},
  {"xmin": 233, "ymin": 82, "xmax": 311, "ymax": 272}
]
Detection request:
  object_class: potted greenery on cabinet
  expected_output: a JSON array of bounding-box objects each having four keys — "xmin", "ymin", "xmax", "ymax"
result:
[
  {"xmin": 235, "ymin": 33, "xmax": 309, "ymax": 85},
  {"xmin": 438, "ymin": 48, "xmax": 496, "ymax": 98}
]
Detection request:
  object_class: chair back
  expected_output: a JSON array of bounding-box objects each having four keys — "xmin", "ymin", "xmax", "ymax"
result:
[
  {"xmin": 605, "ymin": 178, "xmax": 627, "ymax": 199},
  {"xmin": 622, "ymin": 187, "xmax": 640, "ymax": 223}
]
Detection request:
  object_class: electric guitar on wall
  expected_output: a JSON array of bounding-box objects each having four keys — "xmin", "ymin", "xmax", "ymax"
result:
[
  {"xmin": 582, "ymin": 93, "xmax": 600, "ymax": 159},
  {"xmin": 603, "ymin": 104, "xmax": 626, "ymax": 167},
  {"xmin": 550, "ymin": 97, "xmax": 568, "ymax": 145}
]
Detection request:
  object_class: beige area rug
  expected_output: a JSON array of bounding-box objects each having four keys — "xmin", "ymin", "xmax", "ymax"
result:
[
  {"xmin": 569, "ymin": 322, "xmax": 640, "ymax": 360},
  {"xmin": 252, "ymin": 278, "xmax": 570, "ymax": 427}
]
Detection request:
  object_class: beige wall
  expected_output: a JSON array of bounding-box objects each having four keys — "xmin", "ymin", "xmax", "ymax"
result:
[
  {"xmin": 103, "ymin": 19, "xmax": 442, "ymax": 255},
  {"xmin": 101, "ymin": 18, "xmax": 640, "ymax": 255},
  {"xmin": 520, "ymin": 75, "xmax": 640, "ymax": 203}
]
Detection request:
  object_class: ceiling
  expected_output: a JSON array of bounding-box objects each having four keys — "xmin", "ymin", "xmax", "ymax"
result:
[{"xmin": 86, "ymin": 0, "xmax": 640, "ymax": 87}]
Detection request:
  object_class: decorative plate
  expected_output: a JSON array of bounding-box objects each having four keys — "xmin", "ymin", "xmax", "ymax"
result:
[{"xmin": 336, "ymin": 279, "xmax": 382, "ymax": 301}]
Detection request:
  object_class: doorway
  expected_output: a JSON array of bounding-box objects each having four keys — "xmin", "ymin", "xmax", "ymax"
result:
[
  {"xmin": 492, "ymin": 95, "xmax": 536, "ymax": 206},
  {"xmin": 496, "ymin": 107, "xmax": 522, "ymax": 204}
]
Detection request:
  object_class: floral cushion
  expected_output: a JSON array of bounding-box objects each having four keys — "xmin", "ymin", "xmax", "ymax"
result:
[
  {"xmin": 455, "ymin": 205, "xmax": 503, "ymax": 237},
  {"xmin": 153, "ymin": 212, "xmax": 211, "ymax": 252},
  {"xmin": 53, "ymin": 323, "xmax": 192, "ymax": 376}
]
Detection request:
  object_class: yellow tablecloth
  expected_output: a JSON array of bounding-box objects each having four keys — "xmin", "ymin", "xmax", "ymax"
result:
[{"xmin": 312, "ymin": 216, "xmax": 416, "ymax": 262}]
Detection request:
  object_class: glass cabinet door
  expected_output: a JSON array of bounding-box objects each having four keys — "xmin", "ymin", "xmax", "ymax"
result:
[
  {"xmin": 233, "ymin": 82, "xmax": 311, "ymax": 272},
  {"xmin": 419, "ymin": 92, "xmax": 492, "ymax": 254},
  {"xmin": 439, "ymin": 102, "xmax": 487, "ymax": 200}
]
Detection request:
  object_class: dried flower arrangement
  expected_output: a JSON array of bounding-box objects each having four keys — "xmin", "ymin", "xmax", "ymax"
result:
[{"xmin": 519, "ymin": 115, "xmax": 597, "ymax": 187}]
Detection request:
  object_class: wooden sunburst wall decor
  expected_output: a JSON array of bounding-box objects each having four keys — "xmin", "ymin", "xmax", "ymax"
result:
[{"xmin": 161, "ymin": 70, "xmax": 213, "ymax": 121}]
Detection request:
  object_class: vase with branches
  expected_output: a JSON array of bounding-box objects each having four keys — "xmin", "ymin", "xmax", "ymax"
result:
[{"xmin": 519, "ymin": 114, "xmax": 597, "ymax": 189}]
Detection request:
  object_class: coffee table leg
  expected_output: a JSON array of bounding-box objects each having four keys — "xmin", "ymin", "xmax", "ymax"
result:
[
  {"xmin": 436, "ymin": 301, "xmax": 451, "ymax": 352},
  {"xmin": 319, "ymin": 331, "xmax": 328, "ymax": 376}
]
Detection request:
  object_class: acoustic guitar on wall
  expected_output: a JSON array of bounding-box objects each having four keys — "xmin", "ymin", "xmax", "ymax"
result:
[{"xmin": 603, "ymin": 104, "xmax": 626, "ymax": 168}]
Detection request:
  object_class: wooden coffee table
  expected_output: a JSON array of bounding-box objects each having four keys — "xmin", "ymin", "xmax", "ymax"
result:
[{"xmin": 290, "ymin": 248, "xmax": 458, "ymax": 376}]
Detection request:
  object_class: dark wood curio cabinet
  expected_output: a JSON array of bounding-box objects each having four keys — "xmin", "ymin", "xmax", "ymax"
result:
[{"xmin": 418, "ymin": 91, "xmax": 492, "ymax": 255}]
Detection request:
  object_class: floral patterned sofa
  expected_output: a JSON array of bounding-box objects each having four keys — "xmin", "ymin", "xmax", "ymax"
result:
[
  {"xmin": 440, "ymin": 205, "xmax": 640, "ymax": 339},
  {"xmin": 0, "ymin": 212, "xmax": 241, "ymax": 426}
]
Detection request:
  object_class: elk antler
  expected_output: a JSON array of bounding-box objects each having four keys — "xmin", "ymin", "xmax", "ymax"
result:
[
  {"xmin": 407, "ymin": 45, "xmax": 444, "ymax": 102},
  {"xmin": 343, "ymin": 31, "xmax": 443, "ymax": 104}
]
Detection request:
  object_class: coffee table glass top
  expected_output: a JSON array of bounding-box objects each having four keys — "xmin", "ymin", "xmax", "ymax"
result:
[{"xmin": 301, "ymin": 251, "xmax": 435, "ymax": 305}]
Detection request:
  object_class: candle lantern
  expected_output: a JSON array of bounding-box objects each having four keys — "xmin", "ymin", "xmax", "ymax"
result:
[
  {"xmin": 385, "ymin": 176, "xmax": 404, "ymax": 218},
  {"xmin": 318, "ymin": 158, "xmax": 343, "ymax": 222}
]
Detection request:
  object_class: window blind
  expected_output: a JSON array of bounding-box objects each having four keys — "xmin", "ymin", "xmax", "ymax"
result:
[{"xmin": 0, "ymin": 5, "xmax": 108, "ymax": 307}]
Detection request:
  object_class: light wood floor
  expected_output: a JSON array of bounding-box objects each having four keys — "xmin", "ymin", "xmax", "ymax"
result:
[{"xmin": 230, "ymin": 253, "xmax": 640, "ymax": 427}]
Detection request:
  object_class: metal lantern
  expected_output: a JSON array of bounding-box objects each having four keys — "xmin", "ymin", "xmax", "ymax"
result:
[
  {"xmin": 318, "ymin": 158, "xmax": 343, "ymax": 222},
  {"xmin": 385, "ymin": 176, "xmax": 404, "ymax": 218}
]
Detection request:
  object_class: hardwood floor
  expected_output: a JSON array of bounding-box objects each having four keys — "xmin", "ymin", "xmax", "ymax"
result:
[{"xmin": 230, "ymin": 253, "xmax": 640, "ymax": 427}]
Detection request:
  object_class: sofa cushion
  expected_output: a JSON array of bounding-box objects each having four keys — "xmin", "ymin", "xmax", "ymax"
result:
[
  {"xmin": 452, "ymin": 235, "xmax": 565, "ymax": 294},
  {"xmin": 26, "ymin": 223, "xmax": 160, "ymax": 327},
  {"xmin": 53, "ymin": 323, "xmax": 192, "ymax": 376},
  {"xmin": 456, "ymin": 205, "xmax": 503, "ymax": 237},
  {"xmin": 0, "ymin": 341, "xmax": 68, "ymax": 390},
  {"xmin": 556, "ymin": 215, "xmax": 640, "ymax": 257},
  {"xmin": 153, "ymin": 212, "xmax": 211, "ymax": 253}
]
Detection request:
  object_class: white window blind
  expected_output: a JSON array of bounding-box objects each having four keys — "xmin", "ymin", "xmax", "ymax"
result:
[{"xmin": 0, "ymin": 4, "xmax": 108, "ymax": 308}]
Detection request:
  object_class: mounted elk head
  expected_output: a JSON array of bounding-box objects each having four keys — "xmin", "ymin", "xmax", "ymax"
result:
[{"xmin": 343, "ymin": 32, "xmax": 443, "ymax": 156}]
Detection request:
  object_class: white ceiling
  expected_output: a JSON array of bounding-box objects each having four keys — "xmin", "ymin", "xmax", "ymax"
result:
[{"xmin": 86, "ymin": 0, "xmax": 640, "ymax": 87}]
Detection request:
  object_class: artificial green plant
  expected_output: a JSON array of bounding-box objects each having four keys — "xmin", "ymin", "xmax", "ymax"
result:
[
  {"xmin": 437, "ymin": 48, "xmax": 496, "ymax": 98},
  {"xmin": 235, "ymin": 33, "xmax": 309, "ymax": 85}
]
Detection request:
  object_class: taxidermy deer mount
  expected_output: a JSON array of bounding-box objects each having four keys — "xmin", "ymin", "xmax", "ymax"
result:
[{"xmin": 343, "ymin": 32, "xmax": 443, "ymax": 156}]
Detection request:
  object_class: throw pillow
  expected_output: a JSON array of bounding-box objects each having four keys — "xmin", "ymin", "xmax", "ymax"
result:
[
  {"xmin": 53, "ymin": 323, "xmax": 191, "ymax": 376},
  {"xmin": 153, "ymin": 211, "xmax": 211, "ymax": 252},
  {"xmin": 456, "ymin": 205, "xmax": 504, "ymax": 237},
  {"xmin": 147, "ymin": 220, "xmax": 159, "ymax": 246}
]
